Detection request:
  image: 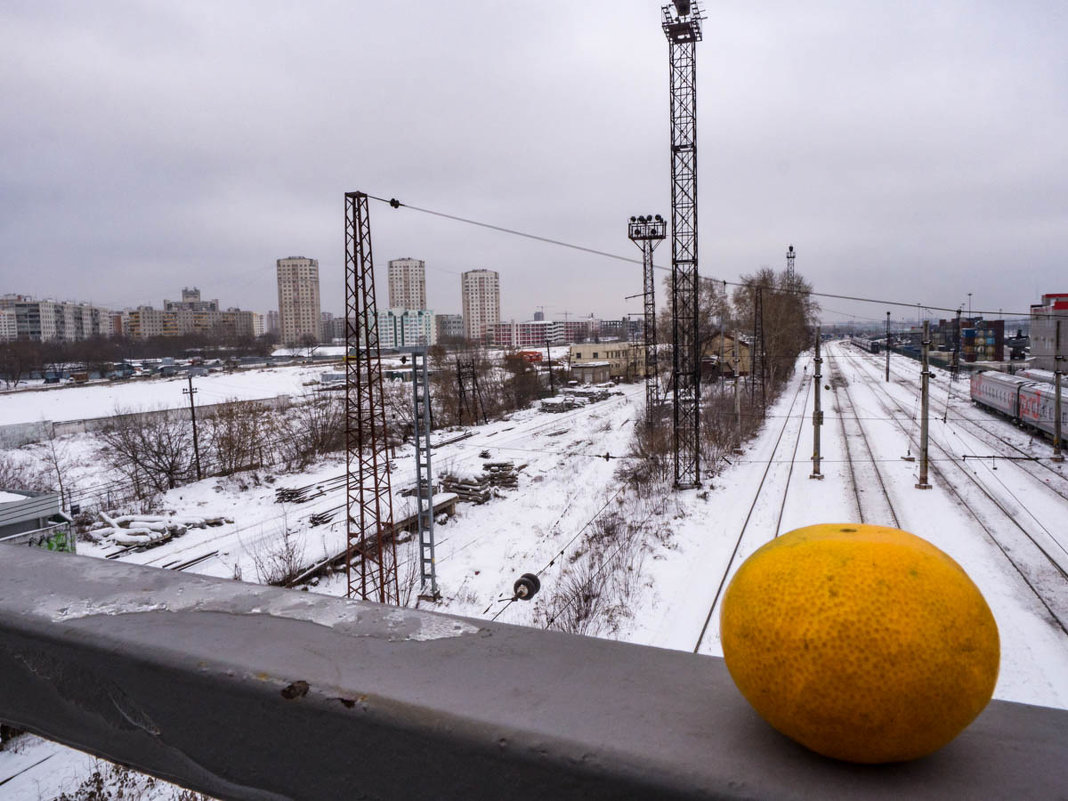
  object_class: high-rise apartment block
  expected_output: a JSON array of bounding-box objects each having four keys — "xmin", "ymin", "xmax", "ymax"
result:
[
  {"xmin": 388, "ymin": 258, "xmax": 427, "ymax": 310},
  {"xmin": 276, "ymin": 257, "xmax": 322, "ymax": 345},
  {"xmin": 0, "ymin": 294, "xmax": 110, "ymax": 342},
  {"xmin": 461, "ymin": 269, "xmax": 500, "ymax": 343}
]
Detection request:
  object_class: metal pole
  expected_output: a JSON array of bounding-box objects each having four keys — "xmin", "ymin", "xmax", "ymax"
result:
[
  {"xmin": 733, "ymin": 331, "xmax": 741, "ymax": 450},
  {"xmin": 810, "ymin": 327, "xmax": 823, "ymax": 479},
  {"xmin": 916, "ymin": 320, "xmax": 932, "ymax": 489},
  {"xmin": 410, "ymin": 347, "xmax": 439, "ymax": 600},
  {"xmin": 952, "ymin": 308, "xmax": 962, "ymax": 381},
  {"xmin": 545, "ymin": 340, "xmax": 554, "ymax": 396},
  {"xmin": 1054, "ymin": 319, "xmax": 1064, "ymax": 462},
  {"xmin": 885, "ymin": 311, "xmax": 890, "ymax": 382},
  {"xmin": 183, "ymin": 375, "xmax": 202, "ymax": 481}
]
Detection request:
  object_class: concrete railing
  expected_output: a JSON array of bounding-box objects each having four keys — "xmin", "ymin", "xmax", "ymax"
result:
[{"xmin": 0, "ymin": 548, "xmax": 1065, "ymax": 800}]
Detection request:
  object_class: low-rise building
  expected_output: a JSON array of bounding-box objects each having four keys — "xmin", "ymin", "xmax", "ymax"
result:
[
  {"xmin": 491, "ymin": 320, "xmax": 563, "ymax": 348},
  {"xmin": 436, "ymin": 314, "xmax": 464, "ymax": 342},
  {"xmin": 705, "ymin": 334, "xmax": 752, "ymax": 378},
  {"xmin": 569, "ymin": 342, "xmax": 643, "ymax": 380}
]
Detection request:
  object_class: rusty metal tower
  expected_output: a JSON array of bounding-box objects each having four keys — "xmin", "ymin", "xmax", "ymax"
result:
[
  {"xmin": 628, "ymin": 214, "xmax": 667, "ymax": 421},
  {"xmin": 663, "ymin": 0, "xmax": 704, "ymax": 488},
  {"xmin": 344, "ymin": 191, "xmax": 399, "ymax": 605}
]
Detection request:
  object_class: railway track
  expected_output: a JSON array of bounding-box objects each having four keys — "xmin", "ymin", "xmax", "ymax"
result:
[
  {"xmin": 836, "ymin": 343, "xmax": 1068, "ymax": 636},
  {"xmin": 826, "ymin": 354, "xmax": 900, "ymax": 527},
  {"xmin": 845, "ymin": 346, "xmax": 1068, "ymax": 492},
  {"xmin": 692, "ymin": 371, "xmax": 811, "ymax": 654},
  {"xmin": 848, "ymin": 347, "xmax": 1068, "ymax": 558}
]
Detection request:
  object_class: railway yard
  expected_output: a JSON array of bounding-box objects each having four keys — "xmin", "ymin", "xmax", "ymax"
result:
[
  {"xmin": 58, "ymin": 341, "xmax": 1068, "ymax": 710},
  {"xmin": 3, "ymin": 342, "xmax": 1068, "ymax": 797}
]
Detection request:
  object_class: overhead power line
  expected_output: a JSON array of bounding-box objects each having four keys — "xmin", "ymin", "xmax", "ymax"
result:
[{"xmin": 365, "ymin": 193, "xmax": 1035, "ymax": 318}]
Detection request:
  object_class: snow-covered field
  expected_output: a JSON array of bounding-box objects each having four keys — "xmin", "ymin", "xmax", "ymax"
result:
[
  {"xmin": 3, "ymin": 343, "xmax": 1067, "ymax": 798},
  {"xmin": 0, "ymin": 363, "xmax": 337, "ymax": 425}
]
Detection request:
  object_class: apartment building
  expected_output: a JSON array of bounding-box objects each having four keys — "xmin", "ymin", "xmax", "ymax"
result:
[
  {"xmin": 388, "ymin": 258, "xmax": 427, "ymax": 310},
  {"xmin": 276, "ymin": 257, "xmax": 322, "ymax": 345},
  {"xmin": 461, "ymin": 269, "xmax": 500, "ymax": 343}
]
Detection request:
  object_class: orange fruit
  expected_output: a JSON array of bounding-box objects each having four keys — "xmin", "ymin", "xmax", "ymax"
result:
[{"xmin": 720, "ymin": 523, "xmax": 999, "ymax": 763}]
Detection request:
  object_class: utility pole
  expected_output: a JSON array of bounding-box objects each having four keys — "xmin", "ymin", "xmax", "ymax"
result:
[
  {"xmin": 752, "ymin": 286, "xmax": 767, "ymax": 416},
  {"xmin": 733, "ymin": 331, "xmax": 742, "ymax": 449},
  {"xmin": 545, "ymin": 339, "xmax": 555, "ymax": 396},
  {"xmin": 810, "ymin": 327, "xmax": 823, "ymax": 479},
  {"xmin": 1054, "ymin": 319, "xmax": 1064, "ymax": 462},
  {"xmin": 916, "ymin": 320, "xmax": 932, "ymax": 489},
  {"xmin": 885, "ymin": 311, "xmax": 891, "ymax": 383},
  {"xmin": 183, "ymin": 375, "xmax": 202, "ymax": 480},
  {"xmin": 952, "ymin": 308, "xmax": 962, "ymax": 381},
  {"xmin": 663, "ymin": 0, "xmax": 704, "ymax": 489}
]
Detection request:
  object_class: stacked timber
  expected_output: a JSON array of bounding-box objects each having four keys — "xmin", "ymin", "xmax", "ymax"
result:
[
  {"xmin": 483, "ymin": 462, "xmax": 519, "ymax": 488},
  {"xmin": 440, "ymin": 474, "xmax": 492, "ymax": 504}
]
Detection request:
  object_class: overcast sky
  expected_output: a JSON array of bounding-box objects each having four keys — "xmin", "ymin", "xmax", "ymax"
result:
[{"xmin": 2, "ymin": 1, "xmax": 1065, "ymax": 326}]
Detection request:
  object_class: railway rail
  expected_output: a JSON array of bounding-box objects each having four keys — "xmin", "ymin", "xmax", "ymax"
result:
[
  {"xmin": 692, "ymin": 371, "xmax": 811, "ymax": 654},
  {"xmin": 825, "ymin": 355, "xmax": 900, "ymax": 527},
  {"xmin": 835, "ymin": 343, "xmax": 1068, "ymax": 637}
]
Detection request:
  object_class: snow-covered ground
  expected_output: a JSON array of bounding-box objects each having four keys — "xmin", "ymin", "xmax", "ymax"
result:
[
  {"xmin": 3, "ymin": 343, "xmax": 1068, "ymax": 798},
  {"xmin": 0, "ymin": 363, "xmax": 337, "ymax": 425}
]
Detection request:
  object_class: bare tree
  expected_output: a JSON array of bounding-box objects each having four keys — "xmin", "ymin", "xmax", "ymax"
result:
[
  {"xmin": 276, "ymin": 392, "xmax": 345, "ymax": 469},
  {"xmin": 203, "ymin": 399, "xmax": 272, "ymax": 475},
  {"xmin": 732, "ymin": 266, "xmax": 819, "ymax": 392},
  {"xmin": 98, "ymin": 409, "xmax": 194, "ymax": 497}
]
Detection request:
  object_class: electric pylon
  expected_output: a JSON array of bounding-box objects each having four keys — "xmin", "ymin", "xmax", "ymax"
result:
[
  {"xmin": 662, "ymin": 0, "xmax": 704, "ymax": 489},
  {"xmin": 344, "ymin": 191, "xmax": 399, "ymax": 605},
  {"xmin": 628, "ymin": 214, "xmax": 667, "ymax": 421}
]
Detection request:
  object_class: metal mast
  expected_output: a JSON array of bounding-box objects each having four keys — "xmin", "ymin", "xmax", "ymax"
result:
[
  {"xmin": 406, "ymin": 346, "xmax": 439, "ymax": 600},
  {"xmin": 344, "ymin": 191, "xmax": 399, "ymax": 605},
  {"xmin": 628, "ymin": 214, "xmax": 667, "ymax": 421},
  {"xmin": 786, "ymin": 244, "xmax": 795, "ymax": 278},
  {"xmin": 663, "ymin": 0, "xmax": 704, "ymax": 489}
]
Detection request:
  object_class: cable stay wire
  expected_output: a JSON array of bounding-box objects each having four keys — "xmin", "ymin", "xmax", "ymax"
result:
[{"xmin": 363, "ymin": 193, "xmax": 1035, "ymax": 318}]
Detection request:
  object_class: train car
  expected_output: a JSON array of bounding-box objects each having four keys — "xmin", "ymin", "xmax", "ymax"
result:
[
  {"xmin": 971, "ymin": 370, "xmax": 1068, "ymax": 439},
  {"xmin": 1017, "ymin": 368, "xmax": 1068, "ymax": 388},
  {"xmin": 1018, "ymin": 381, "xmax": 1068, "ymax": 439},
  {"xmin": 850, "ymin": 336, "xmax": 881, "ymax": 355},
  {"xmin": 969, "ymin": 371, "xmax": 1029, "ymax": 419}
]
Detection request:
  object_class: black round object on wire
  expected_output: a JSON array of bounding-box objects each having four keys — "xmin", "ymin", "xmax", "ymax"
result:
[{"xmin": 513, "ymin": 573, "xmax": 541, "ymax": 600}]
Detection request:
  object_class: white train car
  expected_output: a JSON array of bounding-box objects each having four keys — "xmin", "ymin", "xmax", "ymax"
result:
[
  {"xmin": 972, "ymin": 370, "xmax": 1068, "ymax": 439},
  {"xmin": 970, "ymin": 371, "xmax": 1029, "ymax": 418},
  {"xmin": 1017, "ymin": 368, "xmax": 1068, "ymax": 388},
  {"xmin": 1018, "ymin": 382, "xmax": 1068, "ymax": 439}
]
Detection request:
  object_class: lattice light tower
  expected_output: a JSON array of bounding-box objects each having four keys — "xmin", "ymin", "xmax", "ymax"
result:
[
  {"xmin": 787, "ymin": 244, "xmax": 795, "ymax": 278},
  {"xmin": 344, "ymin": 191, "xmax": 399, "ymax": 605},
  {"xmin": 663, "ymin": 0, "xmax": 704, "ymax": 488},
  {"xmin": 628, "ymin": 214, "xmax": 667, "ymax": 420}
]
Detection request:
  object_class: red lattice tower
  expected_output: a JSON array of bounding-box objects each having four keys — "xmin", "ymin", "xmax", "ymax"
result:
[{"xmin": 344, "ymin": 191, "xmax": 398, "ymax": 604}]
